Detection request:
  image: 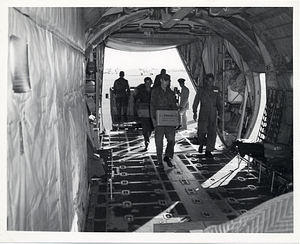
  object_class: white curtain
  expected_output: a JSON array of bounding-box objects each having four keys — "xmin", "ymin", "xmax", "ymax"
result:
[{"xmin": 202, "ymin": 36, "xmax": 220, "ymax": 78}]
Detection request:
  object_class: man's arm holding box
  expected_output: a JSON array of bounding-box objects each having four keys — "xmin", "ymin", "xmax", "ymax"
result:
[{"xmin": 150, "ymin": 88, "xmax": 158, "ymax": 127}]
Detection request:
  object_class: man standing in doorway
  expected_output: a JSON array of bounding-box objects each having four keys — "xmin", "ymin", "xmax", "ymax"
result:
[
  {"xmin": 192, "ymin": 73, "xmax": 223, "ymax": 157},
  {"xmin": 151, "ymin": 74, "xmax": 178, "ymax": 168},
  {"xmin": 153, "ymin": 68, "xmax": 166, "ymax": 88},
  {"xmin": 113, "ymin": 71, "xmax": 130, "ymax": 122},
  {"xmin": 177, "ymin": 78, "xmax": 190, "ymax": 130}
]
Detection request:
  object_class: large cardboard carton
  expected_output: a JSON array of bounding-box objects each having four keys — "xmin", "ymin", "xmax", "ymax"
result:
[
  {"xmin": 138, "ymin": 103, "xmax": 150, "ymax": 117},
  {"xmin": 263, "ymin": 143, "xmax": 292, "ymax": 159},
  {"xmin": 156, "ymin": 110, "xmax": 179, "ymax": 126}
]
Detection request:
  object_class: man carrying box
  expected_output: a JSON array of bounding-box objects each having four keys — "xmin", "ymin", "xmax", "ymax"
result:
[
  {"xmin": 150, "ymin": 73, "xmax": 178, "ymax": 168},
  {"xmin": 133, "ymin": 77, "xmax": 154, "ymax": 151}
]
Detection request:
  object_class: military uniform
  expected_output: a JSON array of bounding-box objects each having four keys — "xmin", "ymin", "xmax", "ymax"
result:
[
  {"xmin": 150, "ymin": 85, "xmax": 178, "ymax": 164},
  {"xmin": 193, "ymin": 85, "xmax": 222, "ymax": 152},
  {"xmin": 113, "ymin": 76, "xmax": 130, "ymax": 121},
  {"xmin": 178, "ymin": 85, "xmax": 190, "ymax": 130},
  {"xmin": 134, "ymin": 83, "xmax": 153, "ymax": 149}
]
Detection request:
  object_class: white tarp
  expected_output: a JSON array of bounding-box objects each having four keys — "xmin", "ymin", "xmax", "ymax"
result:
[
  {"xmin": 7, "ymin": 7, "xmax": 88, "ymax": 231},
  {"xmin": 201, "ymin": 36, "xmax": 221, "ymax": 78}
]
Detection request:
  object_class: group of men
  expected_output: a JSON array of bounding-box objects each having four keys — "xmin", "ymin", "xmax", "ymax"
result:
[{"xmin": 112, "ymin": 69, "xmax": 222, "ymax": 169}]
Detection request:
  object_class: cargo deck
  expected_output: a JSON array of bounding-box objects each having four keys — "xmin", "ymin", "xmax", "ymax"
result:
[{"xmin": 85, "ymin": 126, "xmax": 285, "ymax": 232}]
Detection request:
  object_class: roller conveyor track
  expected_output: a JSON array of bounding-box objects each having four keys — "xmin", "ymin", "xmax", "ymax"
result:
[{"xmin": 85, "ymin": 129, "xmax": 281, "ymax": 232}]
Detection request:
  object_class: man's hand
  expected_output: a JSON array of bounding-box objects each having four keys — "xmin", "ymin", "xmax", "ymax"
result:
[
  {"xmin": 193, "ymin": 113, "xmax": 197, "ymax": 121},
  {"xmin": 179, "ymin": 107, "xmax": 184, "ymax": 114},
  {"xmin": 218, "ymin": 121, "xmax": 222, "ymax": 128},
  {"xmin": 152, "ymin": 118, "xmax": 157, "ymax": 128},
  {"xmin": 217, "ymin": 114, "xmax": 223, "ymax": 128},
  {"xmin": 89, "ymin": 114, "xmax": 96, "ymax": 121},
  {"xmin": 218, "ymin": 119, "xmax": 223, "ymax": 128}
]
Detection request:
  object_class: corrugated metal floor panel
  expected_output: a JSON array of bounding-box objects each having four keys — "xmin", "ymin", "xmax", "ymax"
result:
[{"xmin": 85, "ymin": 128, "xmax": 282, "ymax": 232}]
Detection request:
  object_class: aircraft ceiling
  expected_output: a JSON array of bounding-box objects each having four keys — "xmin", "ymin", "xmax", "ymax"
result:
[{"xmin": 83, "ymin": 7, "xmax": 293, "ymax": 72}]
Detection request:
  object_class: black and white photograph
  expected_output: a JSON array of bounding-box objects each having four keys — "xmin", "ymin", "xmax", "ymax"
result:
[{"xmin": 0, "ymin": 1, "xmax": 299, "ymax": 243}]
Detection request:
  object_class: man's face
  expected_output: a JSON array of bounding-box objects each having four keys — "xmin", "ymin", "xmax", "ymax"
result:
[
  {"xmin": 206, "ymin": 77, "xmax": 214, "ymax": 87},
  {"xmin": 145, "ymin": 80, "xmax": 152, "ymax": 89},
  {"xmin": 161, "ymin": 78, "xmax": 170, "ymax": 89}
]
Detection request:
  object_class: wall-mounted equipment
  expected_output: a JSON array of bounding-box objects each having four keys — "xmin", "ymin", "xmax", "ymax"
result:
[{"xmin": 9, "ymin": 35, "xmax": 31, "ymax": 93}]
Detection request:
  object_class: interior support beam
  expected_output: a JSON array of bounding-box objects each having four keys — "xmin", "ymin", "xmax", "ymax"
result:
[
  {"xmin": 190, "ymin": 13, "xmax": 265, "ymax": 72},
  {"xmin": 110, "ymin": 32, "xmax": 202, "ymax": 40},
  {"xmin": 162, "ymin": 7, "xmax": 194, "ymax": 29},
  {"xmin": 95, "ymin": 46, "xmax": 100, "ymax": 129},
  {"xmin": 209, "ymin": 7, "xmax": 249, "ymax": 17},
  {"xmin": 85, "ymin": 9, "xmax": 151, "ymax": 56},
  {"xmin": 249, "ymin": 7, "xmax": 290, "ymax": 24},
  {"xmin": 95, "ymin": 42, "xmax": 105, "ymax": 132}
]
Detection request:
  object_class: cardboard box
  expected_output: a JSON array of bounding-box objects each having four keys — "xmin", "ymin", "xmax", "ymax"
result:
[
  {"xmin": 228, "ymin": 85, "xmax": 243, "ymax": 103},
  {"xmin": 138, "ymin": 109, "xmax": 150, "ymax": 117},
  {"xmin": 138, "ymin": 103, "xmax": 150, "ymax": 117},
  {"xmin": 156, "ymin": 110, "xmax": 179, "ymax": 126},
  {"xmin": 264, "ymin": 143, "xmax": 287, "ymax": 151},
  {"xmin": 263, "ymin": 143, "xmax": 291, "ymax": 159}
]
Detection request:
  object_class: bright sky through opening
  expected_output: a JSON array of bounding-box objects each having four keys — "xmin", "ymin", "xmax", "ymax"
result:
[{"xmin": 104, "ymin": 48, "xmax": 185, "ymax": 71}]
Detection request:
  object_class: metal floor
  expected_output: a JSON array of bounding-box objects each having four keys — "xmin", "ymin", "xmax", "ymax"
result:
[{"xmin": 85, "ymin": 128, "xmax": 280, "ymax": 232}]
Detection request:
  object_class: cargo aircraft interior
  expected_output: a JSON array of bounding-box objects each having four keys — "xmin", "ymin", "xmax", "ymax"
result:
[{"xmin": 4, "ymin": 5, "xmax": 297, "ymax": 239}]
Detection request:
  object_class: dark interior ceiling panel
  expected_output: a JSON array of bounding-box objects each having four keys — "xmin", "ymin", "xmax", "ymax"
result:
[{"xmin": 84, "ymin": 7, "xmax": 293, "ymax": 73}]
